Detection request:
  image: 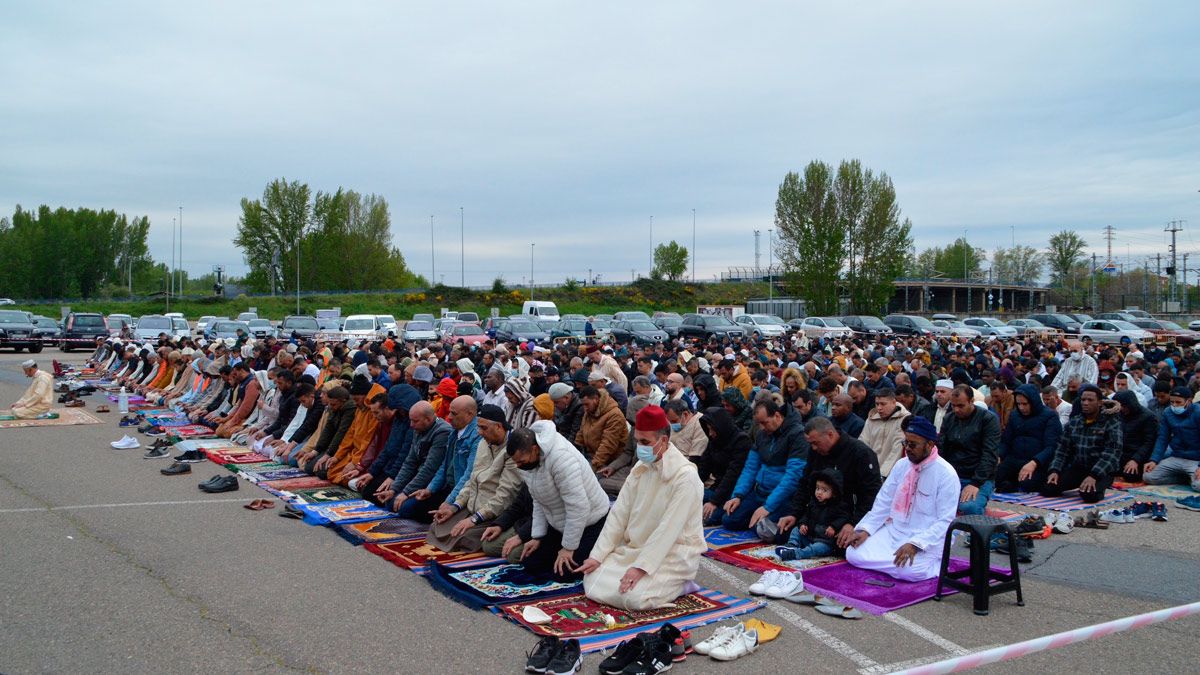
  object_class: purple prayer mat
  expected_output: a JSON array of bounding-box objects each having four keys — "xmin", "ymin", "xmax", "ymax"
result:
[{"xmin": 801, "ymin": 558, "xmax": 1012, "ymax": 615}]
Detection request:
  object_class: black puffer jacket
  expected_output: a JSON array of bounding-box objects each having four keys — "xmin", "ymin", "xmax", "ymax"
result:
[
  {"xmin": 698, "ymin": 407, "xmax": 750, "ymax": 507},
  {"xmin": 1113, "ymin": 390, "xmax": 1157, "ymax": 465}
]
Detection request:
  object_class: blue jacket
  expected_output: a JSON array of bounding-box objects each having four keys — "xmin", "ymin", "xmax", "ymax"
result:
[
  {"xmin": 368, "ymin": 384, "xmax": 422, "ymax": 478},
  {"xmin": 1153, "ymin": 403, "xmax": 1200, "ymax": 463},
  {"xmin": 427, "ymin": 418, "xmax": 483, "ymax": 503},
  {"xmin": 999, "ymin": 384, "xmax": 1062, "ymax": 467},
  {"xmin": 732, "ymin": 406, "xmax": 809, "ymax": 514}
]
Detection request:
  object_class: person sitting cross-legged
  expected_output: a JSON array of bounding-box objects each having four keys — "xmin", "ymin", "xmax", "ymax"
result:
[
  {"xmin": 1041, "ymin": 384, "xmax": 1122, "ymax": 503},
  {"xmin": 381, "ymin": 401, "xmax": 453, "ymax": 520},
  {"xmin": 938, "ymin": 384, "xmax": 999, "ymax": 515},
  {"xmin": 1143, "ymin": 386, "xmax": 1200, "ymax": 493}
]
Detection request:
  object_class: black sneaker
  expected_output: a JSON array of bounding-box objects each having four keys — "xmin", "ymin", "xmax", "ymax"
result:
[
  {"xmin": 175, "ymin": 449, "xmax": 206, "ymax": 464},
  {"xmin": 160, "ymin": 462, "xmax": 191, "ymax": 476},
  {"xmin": 138, "ymin": 423, "xmax": 155, "ymax": 433},
  {"xmin": 996, "ymin": 534, "xmax": 1034, "ymax": 563},
  {"xmin": 144, "ymin": 427, "xmax": 166, "ymax": 438},
  {"xmin": 143, "ymin": 445, "xmax": 171, "ymax": 460},
  {"xmin": 599, "ymin": 639, "xmax": 643, "ymax": 674},
  {"xmin": 622, "ymin": 635, "xmax": 673, "ymax": 674},
  {"xmin": 655, "ymin": 623, "xmax": 689, "ymax": 661},
  {"xmin": 545, "ymin": 638, "xmax": 581, "ymax": 675},
  {"xmin": 525, "ymin": 636, "xmax": 560, "ymax": 673}
]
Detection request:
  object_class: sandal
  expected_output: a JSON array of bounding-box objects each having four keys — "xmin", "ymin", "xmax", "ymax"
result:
[
  {"xmin": 95, "ymin": 405, "xmax": 110, "ymax": 413},
  {"xmin": 279, "ymin": 504, "xmax": 305, "ymax": 519},
  {"xmin": 65, "ymin": 399, "xmax": 85, "ymax": 408},
  {"xmin": 243, "ymin": 499, "xmax": 276, "ymax": 511}
]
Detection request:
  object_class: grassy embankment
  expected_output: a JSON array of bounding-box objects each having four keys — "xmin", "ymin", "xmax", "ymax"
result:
[{"xmin": 10, "ymin": 280, "xmax": 769, "ymax": 321}]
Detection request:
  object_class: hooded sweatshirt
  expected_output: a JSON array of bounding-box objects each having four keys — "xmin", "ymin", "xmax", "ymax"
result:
[
  {"xmin": 1113, "ymin": 390, "xmax": 1158, "ymax": 466},
  {"xmin": 698, "ymin": 407, "xmax": 751, "ymax": 507},
  {"xmin": 800, "ymin": 468, "xmax": 854, "ymax": 547},
  {"xmin": 998, "ymin": 383, "xmax": 1062, "ymax": 468}
]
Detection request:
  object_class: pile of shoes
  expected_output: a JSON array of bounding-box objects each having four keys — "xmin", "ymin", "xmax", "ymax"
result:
[
  {"xmin": 748, "ymin": 569, "xmax": 803, "ymax": 599},
  {"xmin": 525, "ymin": 636, "xmax": 582, "ymax": 675},
  {"xmin": 1098, "ymin": 501, "xmax": 1169, "ymax": 523},
  {"xmin": 693, "ymin": 618, "xmax": 780, "ymax": 662},
  {"xmin": 594, "ymin": 623, "xmax": 690, "ymax": 674}
]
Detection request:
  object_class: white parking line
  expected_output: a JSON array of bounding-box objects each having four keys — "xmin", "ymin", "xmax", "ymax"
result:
[
  {"xmin": 0, "ymin": 498, "xmax": 250, "ymax": 514},
  {"xmin": 700, "ymin": 558, "xmax": 881, "ymax": 669},
  {"xmin": 882, "ymin": 612, "xmax": 968, "ymax": 654}
]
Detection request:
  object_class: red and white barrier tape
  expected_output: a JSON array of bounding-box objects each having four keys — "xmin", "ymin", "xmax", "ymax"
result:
[{"xmin": 896, "ymin": 601, "xmax": 1200, "ymax": 675}]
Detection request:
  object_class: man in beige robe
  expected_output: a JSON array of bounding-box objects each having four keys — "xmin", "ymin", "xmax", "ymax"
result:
[
  {"xmin": 578, "ymin": 405, "xmax": 705, "ymax": 611},
  {"xmin": 8, "ymin": 360, "xmax": 54, "ymax": 419}
]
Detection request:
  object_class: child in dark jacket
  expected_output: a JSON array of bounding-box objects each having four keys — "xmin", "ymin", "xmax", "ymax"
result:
[{"xmin": 774, "ymin": 468, "xmax": 851, "ymax": 560}]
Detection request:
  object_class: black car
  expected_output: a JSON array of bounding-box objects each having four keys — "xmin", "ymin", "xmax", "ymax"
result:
[
  {"xmin": 30, "ymin": 315, "xmax": 62, "ymax": 345},
  {"xmin": 59, "ymin": 312, "xmax": 108, "ymax": 351},
  {"xmin": 882, "ymin": 314, "xmax": 949, "ymax": 337},
  {"xmin": 610, "ymin": 320, "xmax": 669, "ymax": 346},
  {"xmin": 839, "ymin": 315, "xmax": 894, "ymax": 338},
  {"xmin": 0, "ymin": 310, "xmax": 42, "ymax": 352},
  {"xmin": 677, "ymin": 314, "xmax": 745, "ymax": 342},
  {"xmin": 279, "ymin": 315, "xmax": 320, "ymax": 340},
  {"xmin": 653, "ymin": 316, "xmax": 684, "ymax": 338},
  {"xmin": 495, "ymin": 319, "xmax": 549, "ymax": 343},
  {"xmin": 1026, "ymin": 313, "xmax": 1082, "ymax": 335}
]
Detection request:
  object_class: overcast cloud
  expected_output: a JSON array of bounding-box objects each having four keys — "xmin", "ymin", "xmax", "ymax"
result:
[{"xmin": 2, "ymin": 2, "xmax": 1197, "ymax": 286}]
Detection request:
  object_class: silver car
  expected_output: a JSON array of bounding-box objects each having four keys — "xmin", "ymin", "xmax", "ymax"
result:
[
  {"xmin": 402, "ymin": 320, "xmax": 438, "ymax": 342},
  {"xmin": 133, "ymin": 315, "xmax": 174, "ymax": 341},
  {"xmin": 1078, "ymin": 320, "xmax": 1153, "ymax": 345},
  {"xmin": 735, "ymin": 314, "xmax": 788, "ymax": 339},
  {"xmin": 962, "ymin": 317, "xmax": 1018, "ymax": 338}
]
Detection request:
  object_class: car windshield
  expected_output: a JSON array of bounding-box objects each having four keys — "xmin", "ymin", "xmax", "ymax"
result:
[
  {"xmin": 1159, "ymin": 321, "xmax": 1183, "ymax": 330},
  {"xmin": 821, "ymin": 318, "xmax": 846, "ymax": 327},
  {"xmin": 657, "ymin": 318, "xmax": 682, "ymax": 327},
  {"xmin": 593, "ymin": 319, "xmax": 611, "ymax": 328},
  {"xmin": 344, "ymin": 319, "xmax": 376, "ymax": 330},
  {"xmin": 1073, "ymin": 314, "xmax": 1093, "ymax": 322},
  {"xmin": 283, "ymin": 317, "xmax": 319, "ymax": 330},
  {"xmin": 406, "ymin": 321, "xmax": 433, "ymax": 330},
  {"xmin": 1110, "ymin": 320, "xmax": 1141, "ymax": 330},
  {"xmin": 856, "ymin": 316, "xmax": 886, "ymax": 327},
  {"xmin": 980, "ymin": 318, "xmax": 1005, "ymax": 327},
  {"xmin": 457, "ymin": 313, "xmax": 478, "ymax": 322},
  {"xmin": 0, "ymin": 311, "xmax": 27, "ymax": 323},
  {"xmin": 1020, "ymin": 319, "xmax": 1045, "ymax": 327},
  {"xmin": 377, "ymin": 315, "xmax": 396, "ymax": 324},
  {"xmin": 509, "ymin": 322, "xmax": 539, "ymax": 332},
  {"xmin": 618, "ymin": 312, "xmax": 650, "ymax": 320},
  {"xmin": 138, "ymin": 317, "xmax": 171, "ymax": 330},
  {"xmin": 214, "ymin": 321, "xmax": 244, "ymax": 332},
  {"xmin": 72, "ymin": 315, "xmax": 105, "ymax": 327},
  {"xmin": 452, "ymin": 325, "xmax": 483, "ymax": 335},
  {"xmin": 172, "ymin": 318, "xmax": 188, "ymax": 329},
  {"xmin": 909, "ymin": 317, "xmax": 935, "ymax": 328},
  {"xmin": 248, "ymin": 320, "xmax": 270, "ymax": 327},
  {"xmin": 1050, "ymin": 314, "xmax": 1076, "ymax": 323},
  {"xmin": 629, "ymin": 321, "xmax": 658, "ymax": 331},
  {"xmin": 704, "ymin": 316, "xmax": 735, "ymax": 327},
  {"xmin": 562, "ymin": 321, "xmax": 585, "ymax": 331},
  {"xmin": 34, "ymin": 317, "xmax": 57, "ymax": 328}
]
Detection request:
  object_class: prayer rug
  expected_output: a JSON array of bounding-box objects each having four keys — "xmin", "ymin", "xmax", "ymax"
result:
[
  {"xmin": 141, "ymin": 413, "xmax": 191, "ymax": 427},
  {"xmin": 703, "ymin": 526, "xmax": 761, "ymax": 549},
  {"xmin": 426, "ymin": 561, "xmax": 581, "ymax": 609},
  {"xmin": 0, "ymin": 408, "xmax": 102, "ymax": 428},
  {"xmin": 1111, "ymin": 481, "xmax": 1197, "ymax": 500},
  {"xmin": 990, "ymin": 490, "xmax": 1131, "ymax": 512},
  {"xmin": 801, "ymin": 558, "xmax": 1011, "ymax": 615},
  {"xmin": 297, "ymin": 499, "xmax": 395, "ymax": 526},
  {"xmin": 364, "ymin": 538, "xmax": 495, "ymax": 574},
  {"xmin": 239, "ymin": 467, "xmax": 309, "ymax": 482},
  {"xmin": 178, "ymin": 439, "xmax": 240, "ymax": 450},
  {"xmin": 261, "ymin": 476, "xmax": 335, "ymax": 492},
  {"xmin": 290, "ymin": 485, "xmax": 361, "ymax": 504},
  {"xmin": 204, "ymin": 448, "xmax": 270, "ymax": 464},
  {"xmin": 169, "ymin": 424, "xmax": 218, "ymax": 438},
  {"xmin": 703, "ymin": 542, "xmax": 841, "ymax": 574},
  {"xmin": 494, "ymin": 588, "xmax": 765, "ymax": 653},
  {"xmin": 335, "ymin": 517, "xmax": 429, "ymax": 546},
  {"xmin": 107, "ymin": 394, "xmax": 146, "ymax": 404}
]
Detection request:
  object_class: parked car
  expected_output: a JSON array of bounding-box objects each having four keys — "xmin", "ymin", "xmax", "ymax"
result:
[
  {"xmin": 1006, "ymin": 318, "xmax": 1062, "ymax": 338},
  {"xmin": 133, "ymin": 315, "xmax": 175, "ymax": 341},
  {"xmin": 1078, "ymin": 320, "xmax": 1153, "ymax": 345},
  {"xmin": 609, "ymin": 320, "xmax": 669, "ymax": 346},
  {"xmin": 1065, "ymin": 313, "xmax": 1093, "ymax": 325},
  {"xmin": 279, "ymin": 315, "xmax": 320, "ymax": 340},
  {"xmin": 30, "ymin": 315, "xmax": 62, "ymax": 345},
  {"xmin": 432, "ymin": 318, "xmax": 457, "ymax": 339},
  {"xmin": 455, "ymin": 311, "xmax": 480, "ymax": 325},
  {"xmin": 613, "ymin": 310, "xmax": 652, "ymax": 322},
  {"xmin": 194, "ymin": 315, "xmax": 222, "ymax": 336},
  {"xmin": 495, "ymin": 319, "xmax": 549, "ymax": 343},
  {"xmin": 591, "ymin": 318, "xmax": 613, "ymax": 341},
  {"xmin": 883, "ymin": 314, "xmax": 949, "ymax": 337},
  {"xmin": 653, "ymin": 315, "xmax": 684, "ymax": 338},
  {"xmin": 839, "ymin": 315, "xmax": 894, "ymax": 338},
  {"xmin": 316, "ymin": 317, "xmax": 341, "ymax": 332},
  {"xmin": 442, "ymin": 323, "xmax": 489, "ymax": 347},
  {"xmin": 1123, "ymin": 309, "xmax": 1152, "ymax": 319},
  {"xmin": 60, "ymin": 312, "xmax": 109, "ymax": 350},
  {"xmin": 1189, "ymin": 320, "xmax": 1200, "ymax": 331},
  {"xmin": 1132, "ymin": 319, "xmax": 1200, "ymax": 346},
  {"xmin": 794, "ymin": 317, "xmax": 854, "ymax": 339},
  {"xmin": 412, "ymin": 313, "xmax": 436, "ymax": 323},
  {"xmin": 0, "ymin": 298, "xmax": 14, "ymax": 306},
  {"xmin": 962, "ymin": 317, "xmax": 1019, "ymax": 338},
  {"xmin": 677, "ymin": 314, "xmax": 745, "ymax": 341},
  {"xmin": 931, "ymin": 319, "xmax": 982, "ymax": 339},
  {"xmin": 207, "ymin": 320, "xmax": 249, "ymax": 342},
  {"xmin": 1095, "ymin": 312, "xmax": 1140, "ymax": 323},
  {"xmin": 594, "ymin": 314, "xmax": 614, "ymax": 322},
  {"xmin": 246, "ymin": 319, "xmax": 276, "ymax": 339},
  {"xmin": 522, "ymin": 301, "xmax": 560, "ymax": 322},
  {"xmin": 376, "ymin": 315, "xmax": 398, "ymax": 336},
  {"xmin": 1026, "ymin": 313, "xmax": 1082, "ymax": 335},
  {"xmin": 236, "ymin": 312, "xmax": 258, "ymax": 322},
  {"xmin": 170, "ymin": 317, "xmax": 190, "ymax": 340},
  {"xmin": 550, "ymin": 319, "xmax": 588, "ymax": 342},
  {"xmin": 401, "ymin": 320, "xmax": 437, "ymax": 342},
  {"xmin": 652, "ymin": 311, "xmax": 682, "ymax": 320},
  {"xmin": 340, "ymin": 315, "xmax": 383, "ymax": 341},
  {"xmin": 0, "ymin": 310, "xmax": 40, "ymax": 352},
  {"xmin": 535, "ymin": 319, "xmax": 559, "ymax": 334},
  {"xmin": 734, "ymin": 314, "xmax": 788, "ymax": 339},
  {"xmin": 107, "ymin": 313, "xmax": 134, "ymax": 337}
]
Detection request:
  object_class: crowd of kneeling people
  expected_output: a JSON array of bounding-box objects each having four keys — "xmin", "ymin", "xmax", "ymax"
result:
[{"xmin": 75, "ymin": 325, "xmax": 1200, "ymax": 610}]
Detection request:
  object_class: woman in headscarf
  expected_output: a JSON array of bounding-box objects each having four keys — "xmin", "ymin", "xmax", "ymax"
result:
[
  {"xmin": 721, "ymin": 386, "xmax": 754, "ymax": 434},
  {"xmin": 504, "ymin": 377, "xmax": 539, "ymax": 430},
  {"xmin": 432, "ymin": 377, "xmax": 458, "ymax": 420},
  {"xmin": 692, "ymin": 373, "xmax": 721, "ymax": 410},
  {"xmin": 1113, "ymin": 371, "xmax": 1150, "ymax": 405}
]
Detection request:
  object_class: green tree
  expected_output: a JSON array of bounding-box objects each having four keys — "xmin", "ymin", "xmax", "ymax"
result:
[
  {"xmin": 775, "ymin": 162, "xmax": 844, "ymax": 315},
  {"xmin": 234, "ymin": 178, "xmax": 312, "ymax": 293},
  {"xmin": 1046, "ymin": 230, "xmax": 1087, "ymax": 287},
  {"xmin": 652, "ymin": 241, "xmax": 689, "ymax": 281},
  {"xmin": 991, "ymin": 245, "xmax": 1044, "ymax": 284},
  {"xmin": 838, "ymin": 160, "xmax": 913, "ymax": 313}
]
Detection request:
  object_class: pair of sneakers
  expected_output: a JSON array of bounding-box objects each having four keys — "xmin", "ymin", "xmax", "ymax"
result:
[
  {"xmin": 598, "ymin": 624, "xmax": 688, "ymax": 674},
  {"xmin": 525, "ymin": 637, "xmax": 582, "ymax": 675},
  {"xmin": 748, "ymin": 569, "xmax": 803, "ymax": 599},
  {"xmin": 1099, "ymin": 508, "xmax": 1136, "ymax": 524},
  {"xmin": 1132, "ymin": 501, "xmax": 1170, "ymax": 521},
  {"xmin": 693, "ymin": 622, "xmax": 759, "ymax": 662}
]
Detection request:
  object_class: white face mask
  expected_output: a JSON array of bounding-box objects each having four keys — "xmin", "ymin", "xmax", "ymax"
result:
[{"xmin": 1069, "ymin": 352, "xmax": 1082, "ymax": 362}]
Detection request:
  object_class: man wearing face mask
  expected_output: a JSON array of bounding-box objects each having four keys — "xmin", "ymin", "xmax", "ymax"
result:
[
  {"xmin": 662, "ymin": 399, "xmax": 707, "ymax": 460},
  {"xmin": 1052, "ymin": 344, "xmax": 1098, "ymax": 390},
  {"xmin": 577, "ymin": 405, "xmax": 705, "ymax": 611}
]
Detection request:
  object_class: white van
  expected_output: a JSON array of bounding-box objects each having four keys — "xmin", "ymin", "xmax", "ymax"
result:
[{"xmin": 522, "ymin": 301, "xmax": 560, "ymax": 322}]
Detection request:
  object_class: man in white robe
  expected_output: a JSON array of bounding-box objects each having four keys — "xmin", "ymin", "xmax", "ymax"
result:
[
  {"xmin": 579, "ymin": 405, "xmax": 705, "ymax": 611},
  {"xmin": 1052, "ymin": 344, "xmax": 1099, "ymax": 389},
  {"xmin": 8, "ymin": 360, "xmax": 54, "ymax": 419},
  {"xmin": 845, "ymin": 415, "xmax": 959, "ymax": 582}
]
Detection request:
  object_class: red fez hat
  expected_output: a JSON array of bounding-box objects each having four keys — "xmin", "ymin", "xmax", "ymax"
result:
[{"xmin": 635, "ymin": 405, "xmax": 669, "ymax": 432}]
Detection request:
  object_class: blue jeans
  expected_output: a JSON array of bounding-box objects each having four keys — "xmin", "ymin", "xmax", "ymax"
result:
[
  {"xmin": 782, "ymin": 531, "xmax": 835, "ymax": 559},
  {"xmin": 957, "ymin": 479, "xmax": 994, "ymax": 516},
  {"xmin": 722, "ymin": 491, "xmax": 767, "ymax": 531}
]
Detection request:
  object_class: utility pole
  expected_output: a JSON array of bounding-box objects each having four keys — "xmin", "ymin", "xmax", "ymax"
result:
[
  {"xmin": 768, "ymin": 229, "xmax": 774, "ymax": 303},
  {"xmin": 178, "ymin": 205, "xmax": 184, "ymax": 295},
  {"xmin": 691, "ymin": 208, "xmax": 696, "ymax": 283},
  {"xmin": 460, "ymin": 207, "xmax": 465, "ymax": 288},
  {"xmin": 1143, "ymin": 258, "xmax": 1150, "ymax": 309},
  {"xmin": 430, "ymin": 215, "xmax": 436, "ymax": 286},
  {"xmin": 1090, "ymin": 253, "xmax": 1097, "ymax": 311},
  {"xmin": 1156, "ymin": 253, "xmax": 1162, "ymax": 312},
  {"xmin": 753, "ymin": 230, "xmax": 761, "ymax": 273},
  {"xmin": 170, "ymin": 216, "xmax": 176, "ymax": 298},
  {"xmin": 1185, "ymin": 252, "xmax": 1191, "ymax": 313},
  {"xmin": 1166, "ymin": 220, "xmax": 1182, "ymax": 306}
]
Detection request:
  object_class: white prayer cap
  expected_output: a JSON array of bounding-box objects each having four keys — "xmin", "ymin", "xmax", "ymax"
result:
[
  {"xmin": 456, "ymin": 358, "xmax": 475, "ymax": 374},
  {"xmin": 935, "ymin": 379, "xmax": 954, "ymax": 390},
  {"xmin": 20, "ymin": 359, "xmax": 36, "ymax": 368},
  {"xmin": 285, "ymin": 343, "xmax": 298, "ymax": 354}
]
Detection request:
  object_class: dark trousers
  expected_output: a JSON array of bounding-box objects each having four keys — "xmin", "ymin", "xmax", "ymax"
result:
[
  {"xmin": 396, "ymin": 488, "xmax": 449, "ymax": 523},
  {"xmin": 522, "ymin": 516, "xmax": 607, "ymax": 582},
  {"xmin": 1040, "ymin": 464, "xmax": 1111, "ymax": 503},
  {"xmin": 357, "ymin": 473, "xmax": 391, "ymax": 506},
  {"xmin": 996, "ymin": 457, "xmax": 1046, "ymax": 493},
  {"xmin": 1118, "ymin": 455, "xmax": 1143, "ymax": 483}
]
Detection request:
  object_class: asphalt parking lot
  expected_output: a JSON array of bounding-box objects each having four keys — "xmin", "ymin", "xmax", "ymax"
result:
[{"xmin": 1, "ymin": 352, "xmax": 1198, "ymax": 674}]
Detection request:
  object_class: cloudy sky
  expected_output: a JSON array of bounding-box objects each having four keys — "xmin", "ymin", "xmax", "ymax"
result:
[{"xmin": 3, "ymin": 2, "xmax": 1197, "ymax": 287}]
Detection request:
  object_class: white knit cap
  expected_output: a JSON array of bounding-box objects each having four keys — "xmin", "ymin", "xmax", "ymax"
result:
[{"xmin": 935, "ymin": 379, "xmax": 954, "ymax": 389}]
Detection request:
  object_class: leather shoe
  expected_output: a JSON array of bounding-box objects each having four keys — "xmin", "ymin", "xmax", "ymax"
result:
[
  {"xmin": 198, "ymin": 475, "xmax": 225, "ymax": 488},
  {"xmin": 200, "ymin": 476, "xmax": 239, "ymax": 493},
  {"xmin": 160, "ymin": 462, "xmax": 192, "ymax": 476}
]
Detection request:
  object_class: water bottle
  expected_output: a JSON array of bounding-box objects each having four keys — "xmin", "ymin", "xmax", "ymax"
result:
[{"xmin": 118, "ymin": 386, "xmax": 129, "ymax": 414}]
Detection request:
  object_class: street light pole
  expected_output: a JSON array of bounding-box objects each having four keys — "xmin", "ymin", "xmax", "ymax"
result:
[
  {"xmin": 178, "ymin": 205, "xmax": 183, "ymax": 295},
  {"xmin": 170, "ymin": 216, "xmax": 176, "ymax": 298},
  {"xmin": 649, "ymin": 215, "xmax": 654, "ymax": 278},
  {"xmin": 530, "ymin": 243, "xmax": 535, "ymax": 300},
  {"xmin": 768, "ymin": 228, "xmax": 774, "ymax": 303},
  {"xmin": 430, "ymin": 215, "xmax": 436, "ymax": 286},
  {"xmin": 460, "ymin": 207, "xmax": 465, "ymax": 287},
  {"xmin": 296, "ymin": 240, "xmax": 301, "ymax": 315},
  {"xmin": 692, "ymin": 208, "xmax": 696, "ymax": 283}
]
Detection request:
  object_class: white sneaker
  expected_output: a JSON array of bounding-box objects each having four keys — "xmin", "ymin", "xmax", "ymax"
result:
[
  {"xmin": 1098, "ymin": 509, "xmax": 1125, "ymax": 525},
  {"xmin": 1052, "ymin": 512, "xmax": 1074, "ymax": 534},
  {"xmin": 110, "ymin": 435, "xmax": 139, "ymax": 449},
  {"xmin": 748, "ymin": 570, "xmax": 780, "ymax": 596},
  {"xmin": 763, "ymin": 571, "xmax": 803, "ymax": 599},
  {"xmin": 693, "ymin": 625, "xmax": 738, "ymax": 656},
  {"xmin": 709, "ymin": 626, "xmax": 758, "ymax": 661}
]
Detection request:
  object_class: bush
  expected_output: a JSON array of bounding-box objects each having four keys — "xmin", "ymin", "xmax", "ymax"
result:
[{"xmin": 491, "ymin": 276, "xmax": 508, "ymax": 294}]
